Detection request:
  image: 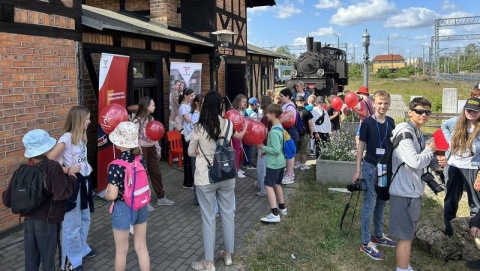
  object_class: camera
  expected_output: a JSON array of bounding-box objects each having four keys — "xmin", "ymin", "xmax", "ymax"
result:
[
  {"xmin": 421, "ymin": 172, "xmax": 444, "ymax": 195},
  {"xmin": 347, "ymin": 179, "xmax": 367, "ymax": 192}
]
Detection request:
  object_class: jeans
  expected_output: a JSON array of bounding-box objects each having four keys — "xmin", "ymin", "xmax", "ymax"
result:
[
  {"xmin": 24, "ymin": 218, "xmax": 57, "ymax": 271},
  {"xmin": 61, "ymin": 185, "xmax": 92, "ymax": 269},
  {"xmin": 196, "ymin": 179, "xmax": 235, "ymax": 261},
  {"xmin": 256, "ymin": 149, "xmax": 267, "ymax": 195},
  {"xmin": 360, "ymin": 162, "xmax": 386, "ymax": 244},
  {"xmin": 242, "ymin": 143, "xmax": 254, "ymax": 166}
]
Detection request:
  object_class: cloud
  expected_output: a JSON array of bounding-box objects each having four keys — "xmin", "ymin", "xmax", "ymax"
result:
[
  {"xmin": 439, "ymin": 28, "xmax": 455, "ymax": 36},
  {"xmin": 441, "ymin": 0, "xmax": 456, "ymax": 10},
  {"xmin": 314, "ymin": 0, "xmax": 341, "ymax": 9},
  {"xmin": 413, "ymin": 35, "xmax": 428, "ymax": 40},
  {"xmin": 247, "ymin": 6, "xmax": 270, "ymax": 15},
  {"xmin": 309, "ymin": 26, "xmax": 337, "ymax": 36},
  {"xmin": 292, "ymin": 37, "xmax": 306, "ymax": 46},
  {"xmin": 384, "ymin": 7, "xmax": 438, "ymax": 28},
  {"xmin": 297, "ymin": 0, "xmax": 305, "ymax": 4},
  {"xmin": 276, "ymin": 1, "xmax": 302, "ymax": 19},
  {"xmin": 330, "ymin": 0, "xmax": 396, "ymax": 26},
  {"xmin": 443, "ymin": 11, "xmax": 472, "ymax": 18}
]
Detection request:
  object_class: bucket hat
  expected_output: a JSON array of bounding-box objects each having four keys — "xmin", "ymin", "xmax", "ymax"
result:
[
  {"xmin": 357, "ymin": 86, "xmax": 369, "ymax": 95},
  {"xmin": 464, "ymin": 97, "xmax": 480, "ymax": 112},
  {"xmin": 23, "ymin": 129, "xmax": 57, "ymax": 158},
  {"xmin": 109, "ymin": 121, "xmax": 139, "ymax": 149}
]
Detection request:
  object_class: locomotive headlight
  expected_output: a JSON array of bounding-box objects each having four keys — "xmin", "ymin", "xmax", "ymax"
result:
[
  {"xmin": 316, "ymin": 69, "xmax": 324, "ymax": 76},
  {"xmin": 291, "ymin": 70, "xmax": 297, "ymax": 77}
]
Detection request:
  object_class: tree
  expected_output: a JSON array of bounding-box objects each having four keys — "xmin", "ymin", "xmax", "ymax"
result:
[{"xmin": 274, "ymin": 46, "xmax": 297, "ymax": 66}]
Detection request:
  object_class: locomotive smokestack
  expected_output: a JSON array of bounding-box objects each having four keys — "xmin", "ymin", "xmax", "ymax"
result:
[
  {"xmin": 306, "ymin": 36, "xmax": 314, "ymax": 52},
  {"xmin": 313, "ymin": 42, "xmax": 322, "ymax": 53}
]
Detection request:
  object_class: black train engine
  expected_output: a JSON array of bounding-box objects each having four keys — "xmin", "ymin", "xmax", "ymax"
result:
[{"xmin": 289, "ymin": 36, "xmax": 348, "ymax": 97}]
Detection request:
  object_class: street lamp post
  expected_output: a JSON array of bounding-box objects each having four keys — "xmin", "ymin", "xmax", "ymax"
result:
[
  {"xmin": 211, "ymin": 29, "xmax": 236, "ymax": 92},
  {"xmin": 362, "ymin": 29, "xmax": 370, "ymax": 88}
]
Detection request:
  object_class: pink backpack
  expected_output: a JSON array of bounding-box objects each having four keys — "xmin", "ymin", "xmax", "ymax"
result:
[{"xmin": 108, "ymin": 156, "xmax": 151, "ymax": 210}]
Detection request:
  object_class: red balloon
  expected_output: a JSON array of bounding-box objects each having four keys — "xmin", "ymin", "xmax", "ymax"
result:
[
  {"xmin": 331, "ymin": 96, "xmax": 343, "ymax": 111},
  {"xmin": 145, "ymin": 120, "xmax": 165, "ymax": 141},
  {"xmin": 280, "ymin": 112, "xmax": 295, "ymax": 129},
  {"xmin": 99, "ymin": 103, "xmax": 129, "ymax": 134},
  {"xmin": 224, "ymin": 110, "xmax": 244, "ymax": 132},
  {"xmin": 323, "ymin": 104, "xmax": 328, "ymax": 110},
  {"xmin": 345, "ymin": 92, "xmax": 359, "ymax": 108},
  {"xmin": 243, "ymin": 117, "xmax": 254, "ymax": 131},
  {"xmin": 243, "ymin": 120, "xmax": 267, "ymax": 145}
]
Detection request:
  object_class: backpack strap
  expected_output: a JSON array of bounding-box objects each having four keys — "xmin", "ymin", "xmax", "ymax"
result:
[
  {"xmin": 272, "ymin": 127, "xmax": 285, "ymax": 155},
  {"xmin": 390, "ymin": 132, "xmax": 414, "ymax": 184},
  {"xmin": 198, "ymin": 119, "xmax": 231, "ymax": 168}
]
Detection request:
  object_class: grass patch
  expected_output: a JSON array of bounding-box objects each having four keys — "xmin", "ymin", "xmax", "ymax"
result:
[{"xmin": 242, "ymin": 170, "xmax": 470, "ymax": 271}]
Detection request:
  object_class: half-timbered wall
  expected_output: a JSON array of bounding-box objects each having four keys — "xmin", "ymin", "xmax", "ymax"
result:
[
  {"xmin": 248, "ymin": 54, "xmax": 274, "ymax": 98},
  {"xmin": 84, "ymin": 0, "xmax": 150, "ymax": 13},
  {"xmin": 0, "ymin": 0, "xmax": 81, "ymax": 232}
]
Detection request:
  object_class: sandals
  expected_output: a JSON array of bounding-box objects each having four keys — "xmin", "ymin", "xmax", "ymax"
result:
[
  {"xmin": 191, "ymin": 260, "xmax": 215, "ymax": 271},
  {"xmin": 219, "ymin": 250, "xmax": 232, "ymax": 266}
]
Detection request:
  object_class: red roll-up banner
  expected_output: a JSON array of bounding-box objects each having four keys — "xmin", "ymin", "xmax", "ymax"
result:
[{"xmin": 97, "ymin": 53, "xmax": 130, "ymax": 195}]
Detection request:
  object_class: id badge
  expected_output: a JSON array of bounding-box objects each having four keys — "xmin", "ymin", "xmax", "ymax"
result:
[{"xmin": 376, "ymin": 148, "xmax": 385, "ymax": 155}]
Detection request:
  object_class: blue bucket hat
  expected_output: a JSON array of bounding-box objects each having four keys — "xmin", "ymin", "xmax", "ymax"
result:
[
  {"xmin": 23, "ymin": 129, "xmax": 57, "ymax": 158},
  {"xmin": 248, "ymin": 97, "xmax": 258, "ymax": 105}
]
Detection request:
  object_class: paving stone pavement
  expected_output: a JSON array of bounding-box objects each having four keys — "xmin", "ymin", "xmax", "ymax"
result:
[{"xmin": 0, "ymin": 160, "xmax": 308, "ymax": 271}]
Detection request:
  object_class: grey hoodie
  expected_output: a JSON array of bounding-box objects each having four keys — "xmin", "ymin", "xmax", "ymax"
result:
[{"xmin": 389, "ymin": 122, "xmax": 435, "ymax": 198}]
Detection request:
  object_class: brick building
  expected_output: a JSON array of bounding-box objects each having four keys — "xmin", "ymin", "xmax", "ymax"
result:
[{"xmin": 0, "ymin": 0, "xmax": 279, "ymax": 232}]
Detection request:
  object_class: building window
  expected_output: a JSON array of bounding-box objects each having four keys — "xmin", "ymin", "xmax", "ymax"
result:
[{"xmin": 0, "ymin": 4, "xmax": 14, "ymax": 23}]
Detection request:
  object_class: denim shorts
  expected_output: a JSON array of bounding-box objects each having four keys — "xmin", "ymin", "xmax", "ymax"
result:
[
  {"xmin": 111, "ymin": 200, "xmax": 148, "ymax": 230},
  {"xmin": 264, "ymin": 167, "xmax": 284, "ymax": 187}
]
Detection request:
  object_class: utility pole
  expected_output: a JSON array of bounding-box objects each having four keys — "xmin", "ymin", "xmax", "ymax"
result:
[
  {"xmin": 362, "ymin": 29, "xmax": 370, "ymax": 88},
  {"xmin": 421, "ymin": 45, "xmax": 427, "ymax": 74}
]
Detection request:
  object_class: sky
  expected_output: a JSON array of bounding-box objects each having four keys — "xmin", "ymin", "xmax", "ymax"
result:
[{"xmin": 246, "ymin": 0, "xmax": 479, "ymax": 62}]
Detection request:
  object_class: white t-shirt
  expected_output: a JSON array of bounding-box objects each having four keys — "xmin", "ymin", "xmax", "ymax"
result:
[
  {"xmin": 179, "ymin": 104, "xmax": 192, "ymax": 133},
  {"xmin": 58, "ymin": 133, "xmax": 92, "ymax": 176}
]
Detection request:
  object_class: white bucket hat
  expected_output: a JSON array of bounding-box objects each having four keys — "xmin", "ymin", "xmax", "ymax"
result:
[
  {"xmin": 109, "ymin": 121, "xmax": 139, "ymax": 149},
  {"xmin": 23, "ymin": 129, "xmax": 57, "ymax": 158}
]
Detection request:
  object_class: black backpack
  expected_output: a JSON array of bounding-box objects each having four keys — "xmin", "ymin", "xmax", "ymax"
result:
[
  {"xmin": 9, "ymin": 161, "xmax": 47, "ymax": 215},
  {"xmin": 375, "ymin": 132, "xmax": 413, "ymax": 201},
  {"xmin": 199, "ymin": 120, "xmax": 237, "ymax": 183}
]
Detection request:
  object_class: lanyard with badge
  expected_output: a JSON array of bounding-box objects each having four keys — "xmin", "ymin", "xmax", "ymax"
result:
[{"xmin": 374, "ymin": 115, "xmax": 388, "ymax": 155}]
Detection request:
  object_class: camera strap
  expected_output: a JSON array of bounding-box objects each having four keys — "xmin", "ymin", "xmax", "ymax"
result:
[{"xmin": 340, "ymin": 191, "xmax": 361, "ymax": 235}]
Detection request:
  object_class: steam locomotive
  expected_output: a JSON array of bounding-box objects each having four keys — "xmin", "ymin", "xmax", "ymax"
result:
[{"xmin": 288, "ymin": 36, "xmax": 348, "ymax": 96}]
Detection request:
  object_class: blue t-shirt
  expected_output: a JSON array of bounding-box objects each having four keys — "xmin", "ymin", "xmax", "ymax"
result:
[{"xmin": 359, "ymin": 116, "xmax": 395, "ymax": 166}]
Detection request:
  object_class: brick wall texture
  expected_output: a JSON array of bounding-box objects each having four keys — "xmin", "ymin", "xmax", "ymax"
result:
[{"xmin": 0, "ymin": 33, "xmax": 78, "ymax": 231}]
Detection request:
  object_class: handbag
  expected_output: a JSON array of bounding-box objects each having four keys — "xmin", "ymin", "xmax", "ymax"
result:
[{"xmin": 199, "ymin": 120, "xmax": 237, "ymax": 183}]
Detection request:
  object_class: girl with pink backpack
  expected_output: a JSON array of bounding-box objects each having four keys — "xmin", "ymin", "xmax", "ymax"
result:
[{"xmin": 104, "ymin": 121, "xmax": 150, "ymax": 271}]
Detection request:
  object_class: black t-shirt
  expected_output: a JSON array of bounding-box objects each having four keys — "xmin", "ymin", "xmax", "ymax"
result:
[
  {"xmin": 359, "ymin": 116, "xmax": 395, "ymax": 166},
  {"xmin": 298, "ymin": 106, "xmax": 313, "ymax": 135},
  {"xmin": 327, "ymin": 105, "xmax": 341, "ymax": 131}
]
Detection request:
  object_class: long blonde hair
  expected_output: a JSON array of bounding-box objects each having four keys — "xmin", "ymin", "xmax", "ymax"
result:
[
  {"xmin": 63, "ymin": 105, "xmax": 89, "ymax": 145},
  {"xmin": 451, "ymin": 111, "xmax": 480, "ymax": 155}
]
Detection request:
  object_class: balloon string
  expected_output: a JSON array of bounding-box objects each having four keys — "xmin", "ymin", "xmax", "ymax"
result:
[
  {"xmin": 224, "ymin": 95, "xmax": 249, "ymax": 162},
  {"xmin": 112, "ymin": 143, "xmax": 116, "ymax": 159}
]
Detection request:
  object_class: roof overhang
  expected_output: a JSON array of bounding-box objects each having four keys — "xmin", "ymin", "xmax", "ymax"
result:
[
  {"xmin": 246, "ymin": 0, "xmax": 276, "ymax": 8},
  {"xmin": 82, "ymin": 5, "xmax": 214, "ymax": 47},
  {"xmin": 248, "ymin": 43, "xmax": 286, "ymax": 58}
]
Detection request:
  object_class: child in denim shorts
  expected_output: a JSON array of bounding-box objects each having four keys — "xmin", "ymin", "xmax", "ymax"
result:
[{"xmin": 104, "ymin": 122, "xmax": 150, "ymax": 271}]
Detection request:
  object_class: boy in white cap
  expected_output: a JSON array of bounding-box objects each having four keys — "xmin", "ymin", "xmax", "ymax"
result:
[{"xmin": 2, "ymin": 129, "xmax": 76, "ymax": 271}]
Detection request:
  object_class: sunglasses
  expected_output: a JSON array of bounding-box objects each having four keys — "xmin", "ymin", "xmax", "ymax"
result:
[{"xmin": 412, "ymin": 109, "xmax": 432, "ymax": 116}]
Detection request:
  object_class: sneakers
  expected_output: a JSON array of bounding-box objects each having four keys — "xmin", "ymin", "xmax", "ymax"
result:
[
  {"xmin": 260, "ymin": 212, "xmax": 280, "ymax": 223},
  {"xmin": 371, "ymin": 235, "xmax": 397, "ymax": 247},
  {"xmin": 66, "ymin": 262, "xmax": 83, "ymax": 271},
  {"xmin": 147, "ymin": 203, "xmax": 155, "ymax": 212},
  {"xmin": 238, "ymin": 169, "xmax": 245, "ymax": 174},
  {"xmin": 157, "ymin": 197, "xmax": 175, "ymax": 206},
  {"xmin": 279, "ymin": 208, "xmax": 288, "ymax": 216},
  {"xmin": 360, "ymin": 242, "xmax": 384, "ymax": 260},
  {"xmin": 237, "ymin": 171, "xmax": 246, "ymax": 179},
  {"xmin": 300, "ymin": 164, "xmax": 311, "ymax": 170},
  {"xmin": 219, "ymin": 250, "xmax": 233, "ymax": 266},
  {"xmin": 84, "ymin": 249, "xmax": 98, "ymax": 258},
  {"xmin": 293, "ymin": 162, "xmax": 301, "ymax": 169},
  {"xmin": 183, "ymin": 185, "xmax": 194, "ymax": 189},
  {"xmin": 281, "ymin": 174, "xmax": 294, "ymax": 185},
  {"xmin": 256, "ymin": 192, "xmax": 267, "ymax": 197},
  {"xmin": 244, "ymin": 164, "xmax": 256, "ymax": 169}
]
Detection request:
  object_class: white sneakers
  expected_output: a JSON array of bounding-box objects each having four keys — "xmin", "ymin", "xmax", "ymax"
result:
[
  {"xmin": 293, "ymin": 162, "xmax": 301, "ymax": 169},
  {"xmin": 237, "ymin": 171, "xmax": 246, "ymax": 179},
  {"xmin": 300, "ymin": 164, "xmax": 311, "ymax": 170},
  {"xmin": 281, "ymin": 174, "xmax": 294, "ymax": 185},
  {"xmin": 260, "ymin": 208, "xmax": 287, "ymax": 223}
]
